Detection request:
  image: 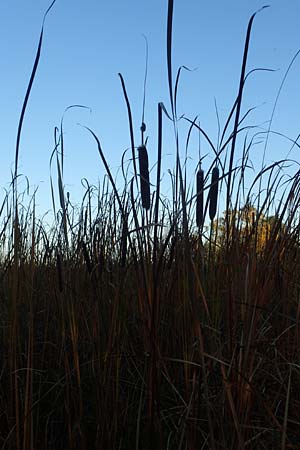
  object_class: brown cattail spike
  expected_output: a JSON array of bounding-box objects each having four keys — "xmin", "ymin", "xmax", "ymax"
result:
[
  {"xmin": 196, "ymin": 168, "xmax": 204, "ymax": 227},
  {"xmin": 209, "ymin": 166, "xmax": 219, "ymax": 221},
  {"xmin": 138, "ymin": 145, "xmax": 150, "ymax": 210}
]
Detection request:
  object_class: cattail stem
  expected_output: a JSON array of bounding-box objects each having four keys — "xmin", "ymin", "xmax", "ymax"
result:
[{"xmin": 196, "ymin": 168, "xmax": 204, "ymax": 228}]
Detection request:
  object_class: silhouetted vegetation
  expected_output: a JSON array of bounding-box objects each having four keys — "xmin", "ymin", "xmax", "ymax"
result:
[{"xmin": 1, "ymin": 1, "xmax": 300, "ymax": 449}]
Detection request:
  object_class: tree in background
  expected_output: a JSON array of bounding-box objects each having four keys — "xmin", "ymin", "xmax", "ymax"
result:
[{"xmin": 209, "ymin": 202, "xmax": 284, "ymax": 254}]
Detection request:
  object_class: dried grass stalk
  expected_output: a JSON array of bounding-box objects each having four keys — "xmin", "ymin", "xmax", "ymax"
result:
[{"xmin": 56, "ymin": 251, "xmax": 64, "ymax": 292}]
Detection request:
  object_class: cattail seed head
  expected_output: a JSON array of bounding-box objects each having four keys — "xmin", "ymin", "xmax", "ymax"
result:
[
  {"xmin": 196, "ymin": 168, "xmax": 204, "ymax": 228},
  {"xmin": 209, "ymin": 166, "xmax": 219, "ymax": 221},
  {"xmin": 138, "ymin": 145, "xmax": 150, "ymax": 210}
]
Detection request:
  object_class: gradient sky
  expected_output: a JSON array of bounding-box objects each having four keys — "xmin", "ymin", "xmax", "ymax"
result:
[{"xmin": 1, "ymin": 1, "xmax": 300, "ymax": 216}]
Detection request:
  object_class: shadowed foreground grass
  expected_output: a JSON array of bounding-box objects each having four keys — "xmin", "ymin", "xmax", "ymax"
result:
[{"xmin": 1, "ymin": 186, "xmax": 300, "ymax": 449}]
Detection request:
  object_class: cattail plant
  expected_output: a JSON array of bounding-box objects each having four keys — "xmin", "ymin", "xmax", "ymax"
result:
[
  {"xmin": 196, "ymin": 165, "xmax": 204, "ymax": 228},
  {"xmin": 209, "ymin": 166, "xmax": 219, "ymax": 221},
  {"xmin": 138, "ymin": 144, "xmax": 150, "ymax": 210}
]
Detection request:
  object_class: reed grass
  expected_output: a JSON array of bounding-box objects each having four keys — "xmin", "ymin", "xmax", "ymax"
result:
[{"xmin": 1, "ymin": 1, "xmax": 300, "ymax": 449}]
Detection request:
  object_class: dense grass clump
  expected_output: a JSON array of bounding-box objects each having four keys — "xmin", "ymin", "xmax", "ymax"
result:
[
  {"xmin": 1, "ymin": 179, "xmax": 300, "ymax": 450},
  {"xmin": 1, "ymin": 1, "xmax": 300, "ymax": 449}
]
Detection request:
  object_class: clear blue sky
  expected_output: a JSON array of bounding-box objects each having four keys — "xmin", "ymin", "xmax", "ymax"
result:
[{"xmin": 1, "ymin": 1, "xmax": 300, "ymax": 216}]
